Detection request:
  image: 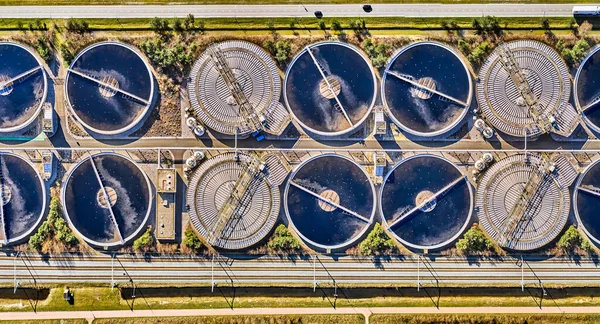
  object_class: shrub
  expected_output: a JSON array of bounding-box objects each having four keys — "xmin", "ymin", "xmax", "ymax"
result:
[
  {"xmin": 330, "ymin": 20, "xmax": 342, "ymax": 32},
  {"xmin": 139, "ymin": 38, "xmax": 197, "ymax": 69},
  {"xmin": 362, "ymin": 38, "xmax": 391, "ymax": 68},
  {"xmin": 133, "ymin": 227, "xmax": 155, "ymax": 252},
  {"xmin": 455, "ymin": 225, "xmax": 493, "ymax": 255},
  {"xmin": 358, "ymin": 223, "xmax": 396, "ymax": 255},
  {"xmin": 36, "ymin": 38, "xmax": 51, "ymax": 62},
  {"xmin": 60, "ymin": 43, "xmax": 74, "ymax": 66},
  {"xmin": 263, "ymin": 39, "xmax": 291, "ymax": 63},
  {"xmin": 65, "ymin": 18, "xmax": 89, "ymax": 33},
  {"xmin": 457, "ymin": 39, "xmax": 471, "ymax": 56},
  {"xmin": 150, "ymin": 17, "xmax": 170, "ymax": 33},
  {"xmin": 561, "ymin": 38, "xmax": 590, "ymax": 66},
  {"xmin": 172, "ymin": 18, "xmax": 183, "ymax": 32},
  {"xmin": 267, "ymin": 224, "xmax": 301, "ymax": 253},
  {"xmin": 557, "ymin": 225, "xmax": 592, "ymax": 253},
  {"xmin": 541, "ymin": 17, "xmax": 550, "ymax": 30},
  {"xmin": 184, "ymin": 14, "xmax": 195, "ymax": 30},
  {"xmin": 182, "ymin": 226, "xmax": 203, "ymax": 252},
  {"xmin": 28, "ymin": 197, "xmax": 78, "ymax": 251},
  {"xmin": 318, "ymin": 21, "xmax": 326, "ymax": 30},
  {"xmin": 467, "ymin": 41, "xmax": 492, "ymax": 66}
]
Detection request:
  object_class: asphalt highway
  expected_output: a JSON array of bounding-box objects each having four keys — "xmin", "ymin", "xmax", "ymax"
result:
[{"xmin": 0, "ymin": 3, "xmax": 577, "ymax": 19}]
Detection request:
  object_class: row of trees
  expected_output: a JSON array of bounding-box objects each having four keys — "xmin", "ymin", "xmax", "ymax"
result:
[{"xmin": 150, "ymin": 14, "xmax": 204, "ymax": 33}]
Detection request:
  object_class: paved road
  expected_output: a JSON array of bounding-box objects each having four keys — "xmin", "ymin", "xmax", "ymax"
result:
[
  {"xmin": 0, "ymin": 4, "xmax": 577, "ymax": 19},
  {"xmin": 0, "ymin": 306, "xmax": 598, "ymax": 323},
  {"xmin": 3, "ymin": 253, "xmax": 600, "ymax": 286}
]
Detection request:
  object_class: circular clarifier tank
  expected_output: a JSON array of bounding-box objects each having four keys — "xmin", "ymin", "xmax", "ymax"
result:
[
  {"xmin": 284, "ymin": 154, "xmax": 376, "ymax": 251},
  {"xmin": 477, "ymin": 40, "xmax": 570, "ymax": 137},
  {"xmin": 284, "ymin": 42, "xmax": 377, "ymax": 136},
  {"xmin": 189, "ymin": 41, "xmax": 288, "ymax": 136},
  {"xmin": 65, "ymin": 42, "xmax": 154, "ymax": 135},
  {"xmin": 0, "ymin": 42, "xmax": 48, "ymax": 133},
  {"xmin": 186, "ymin": 152, "xmax": 281, "ymax": 250},
  {"xmin": 382, "ymin": 42, "xmax": 472, "ymax": 137},
  {"xmin": 575, "ymin": 46, "xmax": 600, "ymax": 133},
  {"xmin": 574, "ymin": 159, "xmax": 600, "ymax": 245},
  {"xmin": 476, "ymin": 154, "xmax": 570, "ymax": 251},
  {"xmin": 62, "ymin": 153, "xmax": 152, "ymax": 247},
  {"xmin": 0, "ymin": 153, "xmax": 46, "ymax": 245},
  {"xmin": 380, "ymin": 155, "xmax": 473, "ymax": 250}
]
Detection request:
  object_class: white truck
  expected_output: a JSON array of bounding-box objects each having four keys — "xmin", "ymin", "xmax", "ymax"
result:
[{"xmin": 573, "ymin": 6, "xmax": 600, "ymax": 16}]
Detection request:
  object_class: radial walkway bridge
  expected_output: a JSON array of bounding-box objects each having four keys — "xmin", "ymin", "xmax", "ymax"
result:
[
  {"xmin": 67, "ymin": 68, "xmax": 150, "ymax": 105},
  {"xmin": 497, "ymin": 154, "xmax": 554, "ymax": 247},
  {"xmin": 385, "ymin": 71, "xmax": 468, "ymax": 107},
  {"xmin": 496, "ymin": 43, "xmax": 554, "ymax": 134},
  {"xmin": 206, "ymin": 155, "xmax": 266, "ymax": 246},
  {"xmin": 88, "ymin": 155, "xmax": 124, "ymax": 245},
  {"xmin": 0, "ymin": 66, "xmax": 42, "ymax": 93},
  {"xmin": 0, "ymin": 156, "xmax": 6, "ymax": 244},
  {"xmin": 208, "ymin": 45, "xmax": 263, "ymax": 133}
]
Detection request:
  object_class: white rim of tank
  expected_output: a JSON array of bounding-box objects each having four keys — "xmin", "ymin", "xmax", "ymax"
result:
[
  {"xmin": 60, "ymin": 152, "xmax": 153, "ymax": 248},
  {"xmin": 0, "ymin": 41, "xmax": 48, "ymax": 134},
  {"xmin": 378, "ymin": 154, "xmax": 473, "ymax": 250},
  {"xmin": 1, "ymin": 152, "xmax": 47, "ymax": 244},
  {"xmin": 382, "ymin": 41, "xmax": 473, "ymax": 138},
  {"xmin": 573, "ymin": 158, "xmax": 600, "ymax": 245},
  {"xmin": 574, "ymin": 45, "xmax": 600, "ymax": 134},
  {"xmin": 283, "ymin": 41, "xmax": 377, "ymax": 137},
  {"xmin": 283, "ymin": 153, "xmax": 377, "ymax": 251},
  {"xmin": 64, "ymin": 41, "xmax": 154, "ymax": 136}
]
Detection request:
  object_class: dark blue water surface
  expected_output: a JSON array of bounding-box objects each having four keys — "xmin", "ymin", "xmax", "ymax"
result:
[
  {"xmin": 1, "ymin": 154, "xmax": 44, "ymax": 241},
  {"xmin": 287, "ymin": 155, "xmax": 374, "ymax": 247},
  {"xmin": 0, "ymin": 43, "xmax": 45, "ymax": 129},
  {"xmin": 285, "ymin": 44, "xmax": 375, "ymax": 133},
  {"xmin": 384, "ymin": 44, "xmax": 470, "ymax": 134},
  {"xmin": 577, "ymin": 50, "xmax": 600, "ymax": 129},
  {"xmin": 381, "ymin": 156, "xmax": 471, "ymax": 248},
  {"xmin": 64, "ymin": 154, "xmax": 150, "ymax": 244},
  {"xmin": 67, "ymin": 43, "xmax": 152, "ymax": 132},
  {"xmin": 576, "ymin": 163, "xmax": 600, "ymax": 242}
]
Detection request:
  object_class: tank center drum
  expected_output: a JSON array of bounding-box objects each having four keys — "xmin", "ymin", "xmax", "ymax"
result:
[
  {"xmin": 62, "ymin": 153, "xmax": 152, "ymax": 247},
  {"xmin": 65, "ymin": 41, "xmax": 154, "ymax": 135},
  {"xmin": 574, "ymin": 159, "xmax": 600, "ymax": 245},
  {"xmin": 284, "ymin": 42, "xmax": 377, "ymax": 136},
  {"xmin": 380, "ymin": 155, "xmax": 473, "ymax": 250},
  {"xmin": 284, "ymin": 154, "xmax": 376, "ymax": 251},
  {"xmin": 575, "ymin": 46, "xmax": 600, "ymax": 134},
  {"xmin": 0, "ymin": 42, "xmax": 48, "ymax": 133},
  {"xmin": 0, "ymin": 153, "xmax": 46, "ymax": 245},
  {"xmin": 382, "ymin": 42, "xmax": 472, "ymax": 137}
]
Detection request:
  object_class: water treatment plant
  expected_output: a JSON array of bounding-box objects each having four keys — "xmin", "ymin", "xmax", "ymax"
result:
[
  {"xmin": 65, "ymin": 41, "xmax": 154, "ymax": 136},
  {"xmin": 188, "ymin": 41, "xmax": 289, "ymax": 137},
  {"xmin": 380, "ymin": 154, "xmax": 473, "ymax": 250},
  {"xmin": 382, "ymin": 42, "xmax": 472, "ymax": 138},
  {"xmin": 0, "ymin": 42, "xmax": 47, "ymax": 133},
  {"xmin": 284, "ymin": 42, "xmax": 377, "ymax": 136},
  {"xmin": 61, "ymin": 152, "xmax": 152, "ymax": 247}
]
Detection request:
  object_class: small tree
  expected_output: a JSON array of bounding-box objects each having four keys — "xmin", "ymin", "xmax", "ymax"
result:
[
  {"xmin": 457, "ymin": 39, "xmax": 471, "ymax": 56},
  {"xmin": 29, "ymin": 197, "xmax": 78, "ymax": 251},
  {"xmin": 557, "ymin": 225, "xmax": 592, "ymax": 253},
  {"xmin": 331, "ymin": 20, "xmax": 342, "ymax": 32},
  {"xmin": 267, "ymin": 224, "xmax": 301, "ymax": 253},
  {"xmin": 133, "ymin": 226, "xmax": 155, "ymax": 252},
  {"xmin": 263, "ymin": 39, "xmax": 291, "ymax": 64},
  {"xmin": 150, "ymin": 17, "xmax": 170, "ymax": 33},
  {"xmin": 541, "ymin": 17, "xmax": 550, "ymax": 30},
  {"xmin": 358, "ymin": 223, "xmax": 396, "ymax": 255},
  {"xmin": 467, "ymin": 41, "xmax": 492, "ymax": 66},
  {"xmin": 184, "ymin": 13, "xmax": 195, "ymax": 30},
  {"xmin": 172, "ymin": 18, "xmax": 183, "ymax": 32},
  {"xmin": 182, "ymin": 226, "xmax": 203, "ymax": 252},
  {"xmin": 455, "ymin": 225, "xmax": 493, "ymax": 255},
  {"xmin": 471, "ymin": 18, "xmax": 483, "ymax": 35},
  {"xmin": 318, "ymin": 20, "xmax": 326, "ymax": 30}
]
